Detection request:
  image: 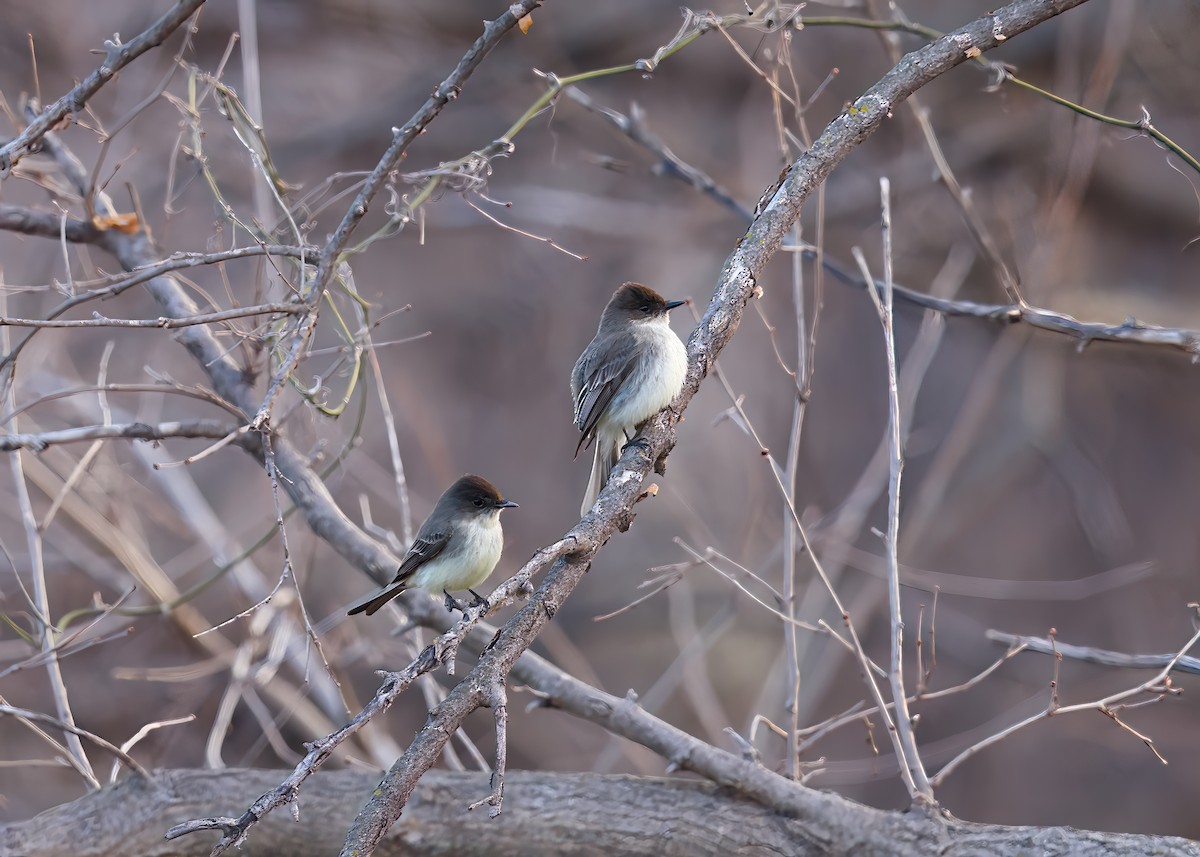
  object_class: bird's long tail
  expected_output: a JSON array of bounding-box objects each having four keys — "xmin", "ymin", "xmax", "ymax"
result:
[
  {"xmin": 581, "ymin": 435, "xmax": 621, "ymax": 517},
  {"xmin": 347, "ymin": 581, "xmax": 407, "ymax": 616}
]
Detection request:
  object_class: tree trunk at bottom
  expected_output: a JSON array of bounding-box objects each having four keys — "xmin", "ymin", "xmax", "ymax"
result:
[{"xmin": 0, "ymin": 768, "xmax": 1194, "ymax": 857}]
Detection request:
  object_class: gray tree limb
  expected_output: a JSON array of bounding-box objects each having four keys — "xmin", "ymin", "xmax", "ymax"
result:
[{"xmin": 2, "ymin": 768, "xmax": 1196, "ymax": 857}]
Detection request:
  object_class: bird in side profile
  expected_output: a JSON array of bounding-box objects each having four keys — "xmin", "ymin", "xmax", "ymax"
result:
[
  {"xmin": 571, "ymin": 282, "xmax": 688, "ymax": 516},
  {"xmin": 347, "ymin": 474, "xmax": 518, "ymax": 616}
]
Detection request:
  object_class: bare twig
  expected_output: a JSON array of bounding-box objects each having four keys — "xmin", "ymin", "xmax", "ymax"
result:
[
  {"xmin": 0, "ymin": 302, "xmax": 305, "ymax": 329},
  {"xmin": 110, "ymin": 715, "xmax": 195, "ymax": 784},
  {"xmin": 1, "ymin": 312, "xmax": 97, "ymax": 787},
  {"xmin": 590, "ymin": 557, "xmax": 697, "ymax": 622},
  {"xmin": 0, "ymin": 597, "xmax": 134, "ymax": 681},
  {"xmin": 855, "ymin": 178, "xmax": 932, "ymax": 801},
  {"xmin": 0, "ymin": 0, "xmax": 207, "ymax": 170},
  {"xmin": 770, "ymin": 40, "xmax": 822, "ymax": 782},
  {"xmin": 363, "ymin": 341, "xmax": 414, "ymax": 547},
  {"xmin": 797, "ymin": 644, "xmax": 1027, "ymax": 753},
  {"xmin": 0, "ymin": 704, "xmax": 150, "ymax": 780},
  {"xmin": 931, "ymin": 623, "xmax": 1200, "ymax": 788},
  {"xmin": 0, "ymin": 241, "xmax": 309, "ymax": 370},
  {"xmin": 986, "ymin": 629, "xmax": 1200, "ymax": 676},
  {"xmin": 464, "ymin": 196, "xmax": 588, "ymax": 261},
  {"xmin": 0, "ymin": 691, "xmax": 95, "ymax": 786},
  {"xmin": 0, "ymin": 419, "xmax": 239, "ymax": 452},
  {"xmin": 565, "ymin": 90, "xmax": 752, "ymax": 220},
  {"xmin": 466, "ymin": 681, "xmax": 508, "ymax": 817},
  {"xmin": 792, "ymin": 13, "xmax": 1200, "ymax": 177}
]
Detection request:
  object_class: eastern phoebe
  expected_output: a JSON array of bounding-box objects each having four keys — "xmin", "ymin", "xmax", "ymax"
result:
[
  {"xmin": 347, "ymin": 474, "xmax": 518, "ymax": 616},
  {"xmin": 572, "ymin": 282, "xmax": 688, "ymax": 516}
]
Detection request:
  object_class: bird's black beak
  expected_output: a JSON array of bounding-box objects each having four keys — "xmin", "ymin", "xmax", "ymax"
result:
[
  {"xmin": 664, "ymin": 300, "xmax": 685, "ymax": 311},
  {"xmin": 496, "ymin": 500, "xmax": 519, "ymax": 509}
]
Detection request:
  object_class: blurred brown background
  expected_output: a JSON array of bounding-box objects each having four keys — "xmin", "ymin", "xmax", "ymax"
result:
[{"xmin": 1, "ymin": 0, "xmax": 1199, "ymax": 840}]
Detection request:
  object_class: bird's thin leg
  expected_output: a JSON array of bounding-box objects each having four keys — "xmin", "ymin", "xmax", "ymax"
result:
[
  {"xmin": 621, "ymin": 430, "xmax": 650, "ymax": 453},
  {"xmin": 443, "ymin": 589, "xmax": 467, "ymax": 614},
  {"xmin": 468, "ymin": 589, "xmax": 490, "ymax": 610}
]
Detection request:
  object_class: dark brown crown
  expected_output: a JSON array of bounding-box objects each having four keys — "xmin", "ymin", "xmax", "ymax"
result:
[
  {"xmin": 603, "ymin": 282, "xmax": 677, "ymax": 320},
  {"xmin": 443, "ymin": 474, "xmax": 516, "ymax": 512}
]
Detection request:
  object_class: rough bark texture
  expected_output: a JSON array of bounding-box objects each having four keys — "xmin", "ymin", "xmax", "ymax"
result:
[{"xmin": 1, "ymin": 768, "xmax": 1196, "ymax": 857}]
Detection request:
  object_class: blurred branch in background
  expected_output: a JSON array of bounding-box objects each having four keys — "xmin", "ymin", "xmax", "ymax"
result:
[
  {"xmin": 566, "ymin": 92, "xmax": 1200, "ymax": 358},
  {"xmin": 988, "ymin": 625, "xmax": 1200, "ymax": 676}
]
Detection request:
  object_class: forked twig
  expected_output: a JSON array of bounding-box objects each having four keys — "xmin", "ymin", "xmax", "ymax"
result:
[{"xmin": 931, "ymin": 623, "xmax": 1200, "ymax": 788}]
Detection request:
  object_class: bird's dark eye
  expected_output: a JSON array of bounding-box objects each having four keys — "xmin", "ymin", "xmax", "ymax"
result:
[
  {"xmin": 640, "ymin": 304, "xmax": 651, "ymax": 313},
  {"xmin": 473, "ymin": 498, "xmax": 485, "ymax": 508}
]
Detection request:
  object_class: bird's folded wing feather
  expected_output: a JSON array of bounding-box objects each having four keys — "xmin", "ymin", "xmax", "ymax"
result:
[
  {"xmin": 572, "ymin": 332, "xmax": 637, "ymax": 456},
  {"xmin": 395, "ymin": 530, "xmax": 451, "ymax": 582}
]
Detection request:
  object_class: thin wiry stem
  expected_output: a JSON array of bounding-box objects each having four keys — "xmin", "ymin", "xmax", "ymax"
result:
[
  {"xmin": 794, "ymin": 14, "xmax": 1200, "ymax": 176},
  {"xmin": 0, "ymin": 418, "xmax": 239, "ymax": 451},
  {"xmin": 0, "ymin": 0, "xmax": 207, "ymax": 170},
  {"xmin": 0, "ymin": 297, "xmax": 98, "ymax": 787},
  {"xmin": 0, "ymin": 704, "xmax": 150, "ymax": 780},
  {"xmin": 359, "ymin": 342, "xmax": 413, "ymax": 546},
  {"xmin": 0, "ymin": 301, "xmax": 305, "ymax": 329},
  {"xmin": 857, "ymin": 177, "xmax": 932, "ymax": 801}
]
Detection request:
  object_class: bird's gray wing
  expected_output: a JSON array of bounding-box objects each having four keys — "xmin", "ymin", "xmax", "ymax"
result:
[
  {"xmin": 346, "ymin": 529, "xmax": 453, "ymax": 616},
  {"xmin": 395, "ymin": 530, "xmax": 452, "ymax": 583},
  {"xmin": 572, "ymin": 330, "xmax": 638, "ymax": 457}
]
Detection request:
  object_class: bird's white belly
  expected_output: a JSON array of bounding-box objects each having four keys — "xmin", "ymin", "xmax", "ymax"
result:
[
  {"xmin": 602, "ymin": 322, "xmax": 688, "ymax": 434},
  {"xmin": 410, "ymin": 521, "xmax": 504, "ymax": 592}
]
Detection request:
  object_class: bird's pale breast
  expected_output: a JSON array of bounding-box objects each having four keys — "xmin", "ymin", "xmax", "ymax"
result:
[
  {"xmin": 409, "ymin": 515, "xmax": 504, "ymax": 592},
  {"xmin": 601, "ymin": 319, "xmax": 687, "ymax": 434}
]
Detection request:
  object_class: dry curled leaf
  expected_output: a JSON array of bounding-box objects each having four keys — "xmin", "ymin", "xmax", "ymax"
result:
[
  {"xmin": 637, "ymin": 483, "xmax": 660, "ymax": 503},
  {"xmin": 518, "ymin": 13, "xmax": 533, "ymax": 33},
  {"xmin": 91, "ymin": 211, "xmax": 140, "ymax": 233}
]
